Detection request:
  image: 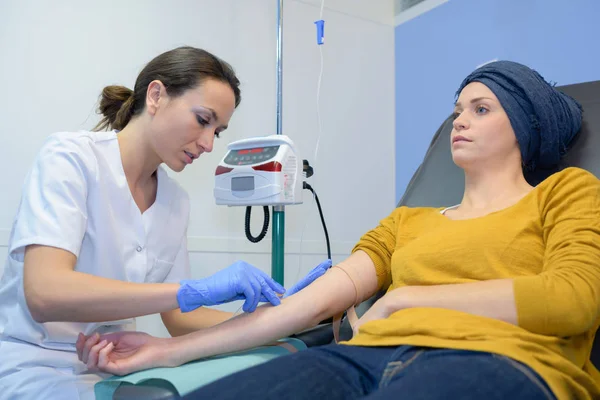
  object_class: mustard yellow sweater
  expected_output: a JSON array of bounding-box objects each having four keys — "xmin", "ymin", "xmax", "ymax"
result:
[{"xmin": 347, "ymin": 167, "xmax": 600, "ymax": 400}]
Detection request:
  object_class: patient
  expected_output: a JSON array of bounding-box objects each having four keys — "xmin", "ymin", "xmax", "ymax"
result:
[{"xmin": 78, "ymin": 61, "xmax": 600, "ymax": 399}]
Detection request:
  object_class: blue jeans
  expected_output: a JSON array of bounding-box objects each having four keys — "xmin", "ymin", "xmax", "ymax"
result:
[{"xmin": 184, "ymin": 344, "xmax": 556, "ymax": 400}]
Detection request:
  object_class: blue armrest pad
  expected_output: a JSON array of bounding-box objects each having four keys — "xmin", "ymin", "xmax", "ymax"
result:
[{"xmin": 95, "ymin": 338, "xmax": 306, "ymax": 400}]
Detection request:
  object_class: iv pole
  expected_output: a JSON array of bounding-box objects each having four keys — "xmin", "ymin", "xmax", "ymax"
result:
[{"xmin": 271, "ymin": 0, "xmax": 285, "ymax": 285}]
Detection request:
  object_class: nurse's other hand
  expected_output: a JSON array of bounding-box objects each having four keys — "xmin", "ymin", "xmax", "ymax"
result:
[
  {"xmin": 76, "ymin": 331, "xmax": 175, "ymax": 376},
  {"xmin": 284, "ymin": 259, "xmax": 332, "ymax": 298},
  {"xmin": 177, "ymin": 260, "xmax": 285, "ymax": 314}
]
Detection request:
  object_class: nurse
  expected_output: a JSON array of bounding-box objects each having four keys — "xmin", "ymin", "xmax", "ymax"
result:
[{"xmin": 0, "ymin": 46, "xmax": 330, "ymax": 399}]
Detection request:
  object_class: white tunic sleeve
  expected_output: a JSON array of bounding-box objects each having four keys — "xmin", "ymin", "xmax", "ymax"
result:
[{"xmin": 9, "ymin": 134, "xmax": 94, "ymax": 260}]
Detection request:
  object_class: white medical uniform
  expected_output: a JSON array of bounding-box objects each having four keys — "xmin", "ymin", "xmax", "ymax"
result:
[{"xmin": 0, "ymin": 130, "xmax": 191, "ymax": 399}]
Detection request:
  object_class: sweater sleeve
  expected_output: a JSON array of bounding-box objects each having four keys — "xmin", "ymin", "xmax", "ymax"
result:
[
  {"xmin": 352, "ymin": 208, "xmax": 404, "ymax": 291},
  {"xmin": 513, "ymin": 168, "xmax": 600, "ymax": 337}
]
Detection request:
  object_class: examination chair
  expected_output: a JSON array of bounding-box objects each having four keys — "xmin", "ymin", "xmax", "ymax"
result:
[{"xmin": 109, "ymin": 79, "xmax": 600, "ymax": 399}]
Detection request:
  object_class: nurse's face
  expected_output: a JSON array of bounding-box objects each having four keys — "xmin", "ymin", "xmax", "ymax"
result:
[{"xmin": 148, "ymin": 78, "xmax": 236, "ymax": 172}]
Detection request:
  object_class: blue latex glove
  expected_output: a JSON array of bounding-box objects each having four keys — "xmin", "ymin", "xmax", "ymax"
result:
[
  {"xmin": 284, "ymin": 259, "xmax": 332, "ymax": 298},
  {"xmin": 177, "ymin": 261, "xmax": 285, "ymax": 313}
]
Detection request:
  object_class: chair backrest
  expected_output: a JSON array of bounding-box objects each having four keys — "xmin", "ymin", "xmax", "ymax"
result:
[{"xmin": 345, "ymin": 81, "xmax": 600, "ymax": 367}]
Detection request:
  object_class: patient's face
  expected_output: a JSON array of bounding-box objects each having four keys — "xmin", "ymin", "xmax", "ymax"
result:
[{"xmin": 451, "ymin": 82, "xmax": 521, "ymax": 170}]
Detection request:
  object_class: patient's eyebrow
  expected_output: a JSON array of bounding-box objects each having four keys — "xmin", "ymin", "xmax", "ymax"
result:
[{"xmin": 454, "ymin": 97, "xmax": 495, "ymax": 108}]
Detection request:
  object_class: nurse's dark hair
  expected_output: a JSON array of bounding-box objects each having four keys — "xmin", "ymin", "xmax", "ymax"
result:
[{"xmin": 93, "ymin": 46, "xmax": 241, "ymax": 131}]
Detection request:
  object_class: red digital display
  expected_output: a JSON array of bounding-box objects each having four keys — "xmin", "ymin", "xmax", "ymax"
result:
[{"xmin": 238, "ymin": 148, "xmax": 264, "ymax": 155}]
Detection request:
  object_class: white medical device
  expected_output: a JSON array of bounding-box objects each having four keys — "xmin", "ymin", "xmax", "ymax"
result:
[{"xmin": 214, "ymin": 135, "xmax": 303, "ymax": 206}]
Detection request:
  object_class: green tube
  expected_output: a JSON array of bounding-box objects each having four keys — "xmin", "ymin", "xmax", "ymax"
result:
[{"xmin": 271, "ymin": 206, "xmax": 285, "ymax": 285}]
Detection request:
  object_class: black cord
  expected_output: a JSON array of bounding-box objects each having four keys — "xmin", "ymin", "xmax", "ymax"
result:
[
  {"xmin": 245, "ymin": 206, "xmax": 270, "ymax": 243},
  {"xmin": 303, "ymin": 182, "xmax": 331, "ymax": 259}
]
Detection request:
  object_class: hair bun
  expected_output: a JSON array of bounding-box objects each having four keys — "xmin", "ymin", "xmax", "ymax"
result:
[{"xmin": 95, "ymin": 85, "xmax": 135, "ymax": 131}]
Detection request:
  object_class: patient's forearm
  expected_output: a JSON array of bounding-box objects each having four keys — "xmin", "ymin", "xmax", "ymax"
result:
[
  {"xmin": 389, "ymin": 279, "xmax": 518, "ymax": 325},
  {"xmin": 161, "ymin": 308, "xmax": 234, "ymax": 337},
  {"xmin": 168, "ymin": 266, "xmax": 358, "ymax": 365}
]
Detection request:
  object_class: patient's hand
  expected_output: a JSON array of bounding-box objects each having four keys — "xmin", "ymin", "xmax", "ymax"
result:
[
  {"xmin": 76, "ymin": 331, "xmax": 177, "ymax": 376},
  {"xmin": 352, "ymin": 292, "xmax": 397, "ymax": 337}
]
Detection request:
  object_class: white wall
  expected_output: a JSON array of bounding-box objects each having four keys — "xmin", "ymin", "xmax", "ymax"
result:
[
  {"xmin": 0, "ymin": 0, "xmax": 395, "ymax": 338},
  {"xmin": 299, "ymin": 0, "xmax": 395, "ymax": 25}
]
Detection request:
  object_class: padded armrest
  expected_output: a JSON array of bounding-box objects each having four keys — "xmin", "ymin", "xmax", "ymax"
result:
[
  {"xmin": 290, "ymin": 323, "xmax": 335, "ymax": 347},
  {"xmin": 113, "ymin": 379, "xmax": 180, "ymax": 400},
  {"xmin": 293, "ymin": 290, "xmax": 388, "ymax": 347}
]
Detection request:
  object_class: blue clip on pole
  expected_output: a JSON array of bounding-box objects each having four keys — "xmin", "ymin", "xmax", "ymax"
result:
[{"xmin": 315, "ymin": 20, "xmax": 324, "ymax": 45}]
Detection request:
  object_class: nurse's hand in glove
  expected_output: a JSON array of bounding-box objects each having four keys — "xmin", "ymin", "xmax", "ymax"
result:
[
  {"xmin": 284, "ymin": 259, "xmax": 332, "ymax": 298},
  {"xmin": 177, "ymin": 260, "xmax": 285, "ymax": 314}
]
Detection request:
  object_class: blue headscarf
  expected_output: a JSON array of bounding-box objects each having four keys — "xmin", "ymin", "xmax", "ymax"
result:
[{"xmin": 456, "ymin": 60, "xmax": 583, "ymax": 169}]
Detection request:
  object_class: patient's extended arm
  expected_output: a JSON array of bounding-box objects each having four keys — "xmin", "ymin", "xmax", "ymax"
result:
[
  {"xmin": 160, "ymin": 307, "xmax": 234, "ymax": 337},
  {"xmin": 78, "ymin": 251, "xmax": 378, "ymax": 375}
]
